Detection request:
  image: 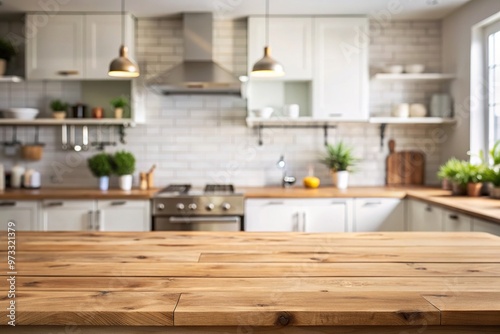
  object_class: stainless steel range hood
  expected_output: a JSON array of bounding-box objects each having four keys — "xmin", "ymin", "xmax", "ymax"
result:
[{"xmin": 147, "ymin": 13, "xmax": 242, "ymax": 96}]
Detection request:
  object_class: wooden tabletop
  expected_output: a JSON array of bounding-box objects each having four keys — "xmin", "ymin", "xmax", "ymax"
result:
[{"xmin": 0, "ymin": 231, "xmax": 499, "ymax": 333}]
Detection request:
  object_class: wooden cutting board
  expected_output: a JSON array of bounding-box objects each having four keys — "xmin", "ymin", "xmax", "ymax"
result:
[{"xmin": 386, "ymin": 139, "xmax": 425, "ymax": 185}]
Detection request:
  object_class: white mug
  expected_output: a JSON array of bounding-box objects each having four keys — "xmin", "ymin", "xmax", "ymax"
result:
[
  {"xmin": 409, "ymin": 103, "xmax": 427, "ymax": 117},
  {"xmin": 284, "ymin": 104, "xmax": 300, "ymax": 118}
]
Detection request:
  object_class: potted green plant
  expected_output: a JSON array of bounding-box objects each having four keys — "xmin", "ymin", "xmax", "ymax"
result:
[
  {"xmin": 50, "ymin": 99, "xmax": 69, "ymax": 119},
  {"xmin": 465, "ymin": 163, "xmax": 485, "ymax": 197},
  {"xmin": 112, "ymin": 150, "xmax": 135, "ymax": 190},
  {"xmin": 0, "ymin": 38, "xmax": 17, "ymax": 76},
  {"xmin": 110, "ymin": 96, "xmax": 129, "ymax": 119},
  {"xmin": 484, "ymin": 167, "xmax": 500, "ymax": 199},
  {"xmin": 437, "ymin": 158, "xmax": 461, "ymax": 190},
  {"xmin": 87, "ymin": 153, "xmax": 113, "ymax": 191},
  {"xmin": 321, "ymin": 141, "xmax": 358, "ymax": 189}
]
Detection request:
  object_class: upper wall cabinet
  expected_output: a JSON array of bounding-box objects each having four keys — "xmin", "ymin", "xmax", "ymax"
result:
[
  {"xmin": 312, "ymin": 17, "xmax": 369, "ymax": 120},
  {"xmin": 26, "ymin": 14, "xmax": 135, "ymax": 80},
  {"xmin": 246, "ymin": 16, "xmax": 368, "ymax": 121},
  {"xmin": 248, "ymin": 17, "xmax": 313, "ymax": 80}
]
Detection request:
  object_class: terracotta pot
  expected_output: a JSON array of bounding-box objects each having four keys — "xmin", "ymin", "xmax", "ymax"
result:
[
  {"xmin": 451, "ymin": 182, "xmax": 466, "ymax": 196},
  {"xmin": 467, "ymin": 182, "xmax": 482, "ymax": 197}
]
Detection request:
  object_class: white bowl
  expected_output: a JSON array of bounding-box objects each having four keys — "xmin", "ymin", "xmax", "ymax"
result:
[
  {"xmin": 405, "ymin": 64, "xmax": 425, "ymax": 74},
  {"xmin": 383, "ymin": 65, "xmax": 404, "ymax": 74},
  {"xmin": 252, "ymin": 107, "xmax": 274, "ymax": 118},
  {"xmin": 2, "ymin": 108, "xmax": 39, "ymax": 119}
]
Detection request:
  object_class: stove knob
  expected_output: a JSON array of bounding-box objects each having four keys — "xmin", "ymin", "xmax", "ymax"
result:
[
  {"xmin": 176, "ymin": 203, "xmax": 185, "ymax": 211},
  {"xmin": 188, "ymin": 203, "xmax": 197, "ymax": 211},
  {"xmin": 221, "ymin": 202, "xmax": 231, "ymax": 211},
  {"xmin": 206, "ymin": 203, "xmax": 215, "ymax": 211},
  {"xmin": 157, "ymin": 203, "xmax": 165, "ymax": 210}
]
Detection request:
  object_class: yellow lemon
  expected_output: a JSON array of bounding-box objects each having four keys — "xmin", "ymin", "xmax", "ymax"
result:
[{"xmin": 303, "ymin": 176, "xmax": 320, "ymax": 189}]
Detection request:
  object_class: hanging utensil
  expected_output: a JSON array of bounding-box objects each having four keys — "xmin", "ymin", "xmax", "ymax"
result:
[
  {"xmin": 21, "ymin": 126, "xmax": 45, "ymax": 161},
  {"xmin": 82, "ymin": 126, "xmax": 89, "ymax": 151},
  {"xmin": 70, "ymin": 125, "xmax": 82, "ymax": 152},
  {"xmin": 61, "ymin": 124, "xmax": 68, "ymax": 150},
  {"xmin": 4, "ymin": 126, "xmax": 20, "ymax": 156}
]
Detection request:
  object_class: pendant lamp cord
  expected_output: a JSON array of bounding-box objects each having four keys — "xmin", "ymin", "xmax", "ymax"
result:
[
  {"xmin": 121, "ymin": 0, "xmax": 125, "ymax": 45},
  {"xmin": 265, "ymin": 0, "xmax": 269, "ymax": 46}
]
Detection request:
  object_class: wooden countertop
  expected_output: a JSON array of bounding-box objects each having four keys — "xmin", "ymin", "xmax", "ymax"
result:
[
  {"xmin": 0, "ymin": 231, "xmax": 499, "ymax": 333},
  {"xmin": 407, "ymin": 189, "xmax": 500, "ymax": 224},
  {"xmin": 241, "ymin": 186, "xmax": 411, "ymax": 198},
  {"xmin": 0, "ymin": 188, "xmax": 160, "ymax": 200}
]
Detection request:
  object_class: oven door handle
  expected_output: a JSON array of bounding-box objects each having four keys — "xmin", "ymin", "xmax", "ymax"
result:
[{"xmin": 168, "ymin": 216, "xmax": 241, "ymax": 224}]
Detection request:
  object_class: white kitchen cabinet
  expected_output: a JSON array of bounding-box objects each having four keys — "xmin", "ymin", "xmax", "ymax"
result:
[
  {"xmin": 302, "ymin": 199, "xmax": 351, "ymax": 232},
  {"xmin": 312, "ymin": 17, "xmax": 369, "ymax": 120},
  {"xmin": 244, "ymin": 199, "xmax": 300, "ymax": 232},
  {"xmin": 442, "ymin": 210, "xmax": 472, "ymax": 232},
  {"xmin": 0, "ymin": 200, "xmax": 39, "ymax": 231},
  {"xmin": 472, "ymin": 218, "xmax": 500, "ymax": 236},
  {"xmin": 407, "ymin": 199, "xmax": 443, "ymax": 231},
  {"xmin": 26, "ymin": 15, "xmax": 84, "ymax": 80},
  {"xmin": 244, "ymin": 198, "xmax": 351, "ymax": 232},
  {"xmin": 41, "ymin": 199, "xmax": 150, "ymax": 231},
  {"xmin": 96, "ymin": 200, "xmax": 150, "ymax": 231},
  {"xmin": 26, "ymin": 14, "xmax": 135, "ymax": 80},
  {"xmin": 41, "ymin": 200, "xmax": 95, "ymax": 231},
  {"xmin": 85, "ymin": 15, "xmax": 135, "ymax": 79},
  {"xmin": 353, "ymin": 198, "xmax": 405, "ymax": 232},
  {"xmin": 248, "ymin": 17, "xmax": 313, "ymax": 80}
]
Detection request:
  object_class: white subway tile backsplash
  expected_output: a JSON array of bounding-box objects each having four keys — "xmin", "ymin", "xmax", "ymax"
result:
[{"xmin": 0, "ymin": 18, "xmax": 444, "ymax": 187}]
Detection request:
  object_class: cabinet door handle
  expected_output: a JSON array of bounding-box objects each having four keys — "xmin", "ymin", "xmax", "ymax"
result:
[
  {"xmin": 425, "ymin": 205, "xmax": 432, "ymax": 212},
  {"xmin": 301, "ymin": 212, "xmax": 306, "ymax": 232},
  {"xmin": 57, "ymin": 70, "xmax": 79, "ymax": 76},
  {"xmin": 449, "ymin": 214, "xmax": 459, "ymax": 220},
  {"xmin": 267, "ymin": 201, "xmax": 284, "ymax": 205},
  {"xmin": 95, "ymin": 210, "xmax": 101, "ymax": 231},
  {"xmin": 46, "ymin": 202, "xmax": 63, "ymax": 207},
  {"xmin": 329, "ymin": 113, "xmax": 343, "ymax": 117},
  {"xmin": 111, "ymin": 201, "xmax": 127, "ymax": 206},
  {"xmin": 362, "ymin": 201, "xmax": 382, "ymax": 207},
  {"xmin": 292, "ymin": 212, "xmax": 299, "ymax": 232},
  {"xmin": 0, "ymin": 202, "xmax": 16, "ymax": 207},
  {"xmin": 87, "ymin": 211, "xmax": 94, "ymax": 230}
]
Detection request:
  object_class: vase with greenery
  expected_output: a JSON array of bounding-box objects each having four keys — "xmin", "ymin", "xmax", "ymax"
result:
[
  {"xmin": 88, "ymin": 153, "xmax": 113, "ymax": 191},
  {"xmin": 113, "ymin": 150, "xmax": 135, "ymax": 190},
  {"xmin": 50, "ymin": 99, "xmax": 69, "ymax": 120},
  {"xmin": 450, "ymin": 161, "xmax": 485, "ymax": 197},
  {"xmin": 321, "ymin": 141, "xmax": 358, "ymax": 189},
  {"xmin": 110, "ymin": 96, "xmax": 129, "ymax": 119},
  {"xmin": 0, "ymin": 38, "xmax": 17, "ymax": 76}
]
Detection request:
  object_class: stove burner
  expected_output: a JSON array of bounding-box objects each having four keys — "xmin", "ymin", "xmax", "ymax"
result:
[
  {"xmin": 160, "ymin": 184, "xmax": 191, "ymax": 194},
  {"xmin": 204, "ymin": 184, "xmax": 234, "ymax": 194}
]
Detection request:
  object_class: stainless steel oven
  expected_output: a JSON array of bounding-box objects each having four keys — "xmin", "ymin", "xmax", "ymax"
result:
[{"xmin": 152, "ymin": 184, "xmax": 244, "ymax": 231}]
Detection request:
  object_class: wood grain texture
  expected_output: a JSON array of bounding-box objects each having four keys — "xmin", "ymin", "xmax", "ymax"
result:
[
  {"xmin": 0, "ymin": 188, "xmax": 160, "ymax": 200},
  {"xmin": 0, "ymin": 291, "xmax": 179, "ymax": 326},
  {"xmin": 2, "ymin": 326, "xmax": 500, "ymax": 334},
  {"xmin": 386, "ymin": 144, "xmax": 425, "ymax": 186},
  {"xmin": 423, "ymin": 292, "xmax": 500, "ymax": 326},
  {"xmin": 175, "ymin": 291, "xmax": 440, "ymax": 326},
  {"xmin": 0, "ymin": 231, "xmax": 499, "ymax": 328}
]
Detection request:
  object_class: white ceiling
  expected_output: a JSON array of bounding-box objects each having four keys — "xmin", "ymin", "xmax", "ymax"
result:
[{"xmin": 0, "ymin": 0, "xmax": 472, "ymax": 19}]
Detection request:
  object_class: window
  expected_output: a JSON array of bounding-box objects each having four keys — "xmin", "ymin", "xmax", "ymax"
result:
[{"xmin": 486, "ymin": 21, "xmax": 500, "ymax": 149}]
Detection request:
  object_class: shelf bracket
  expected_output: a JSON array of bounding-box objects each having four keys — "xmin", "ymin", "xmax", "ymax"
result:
[{"xmin": 379, "ymin": 123, "xmax": 387, "ymax": 150}]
